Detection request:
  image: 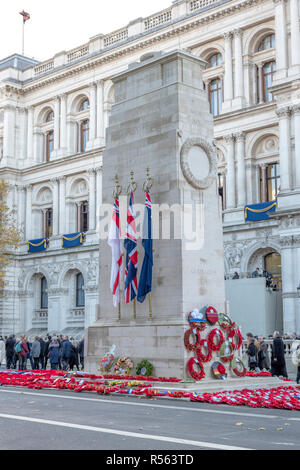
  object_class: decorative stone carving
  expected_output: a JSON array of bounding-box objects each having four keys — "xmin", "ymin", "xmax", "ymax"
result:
[
  {"xmin": 180, "ymin": 137, "xmax": 217, "ymax": 190},
  {"xmin": 280, "ymin": 236, "xmax": 294, "ymax": 248}
]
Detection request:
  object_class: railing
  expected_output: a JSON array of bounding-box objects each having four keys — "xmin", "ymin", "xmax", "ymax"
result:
[
  {"xmin": 67, "ymin": 45, "xmax": 90, "ymax": 63},
  {"xmin": 67, "ymin": 308, "xmax": 85, "ymax": 323},
  {"xmin": 144, "ymin": 10, "xmax": 172, "ymax": 31},
  {"xmin": 104, "ymin": 28, "xmax": 129, "ymax": 47},
  {"xmin": 241, "ymin": 339, "xmax": 296, "ymax": 358},
  {"xmin": 189, "ymin": 0, "xmax": 220, "ymax": 12},
  {"xmin": 34, "ymin": 60, "xmax": 54, "ymax": 76},
  {"xmin": 33, "ymin": 310, "xmax": 48, "ymax": 324}
]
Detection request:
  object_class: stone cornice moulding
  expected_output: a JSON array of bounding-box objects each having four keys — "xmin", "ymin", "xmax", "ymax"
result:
[{"xmin": 16, "ymin": 0, "xmax": 266, "ymax": 94}]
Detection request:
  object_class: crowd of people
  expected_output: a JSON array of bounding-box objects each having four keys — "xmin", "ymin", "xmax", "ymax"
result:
[
  {"xmin": 0, "ymin": 334, "xmax": 85, "ymax": 372},
  {"xmin": 245, "ymin": 331, "xmax": 300, "ymax": 384}
]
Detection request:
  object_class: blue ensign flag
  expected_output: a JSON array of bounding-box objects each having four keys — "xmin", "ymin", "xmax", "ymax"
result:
[{"xmin": 137, "ymin": 192, "xmax": 153, "ymax": 303}]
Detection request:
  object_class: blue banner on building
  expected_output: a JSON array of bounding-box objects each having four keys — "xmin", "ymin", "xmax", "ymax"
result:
[
  {"xmin": 62, "ymin": 232, "xmax": 85, "ymax": 248},
  {"xmin": 245, "ymin": 201, "xmax": 277, "ymax": 222},
  {"xmin": 28, "ymin": 238, "xmax": 49, "ymax": 253}
]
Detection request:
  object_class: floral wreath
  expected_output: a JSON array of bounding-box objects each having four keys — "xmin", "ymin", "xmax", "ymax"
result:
[
  {"xmin": 228, "ymin": 328, "xmax": 243, "ymax": 351},
  {"xmin": 231, "ymin": 357, "xmax": 247, "ymax": 377},
  {"xmin": 184, "ymin": 328, "xmax": 201, "ymax": 352},
  {"xmin": 187, "ymin": 357, "xmax": 205, "ymax": 381},
  {"xmin": 208, "ymin": 328, "xmax": 225, "ymax": 352},
  {"xmin": 196, "ymin": 339, "xmax": 212, "ymax": 363},
  {"xmin": 114, "ymin": 357, "xmax": 133, "ymax": 376},
  {"xmin": 100, "ymin": 353, "xmax": 115, "ymax": 373},
  {"xmin": 219, "ymin": 341, "xmax": 234, "ymax": 363},
  {"xmin": 187, "ymin": 309, "xmax": 207, "ymax": 331},
  {"xmin": 218, "ymin": 313, "xmax": 236, "ymax": 332},
  {"xmin": 135, "ymin": 360, "xmax": 153, "ymax": 377}
]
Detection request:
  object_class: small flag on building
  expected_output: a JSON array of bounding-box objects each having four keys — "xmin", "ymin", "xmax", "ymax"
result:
[
  {"xmin": 137, "ymin": 192, "xmax": 153, "ymax": 303},
  {"xmin": 19, "ymin": 10, "xmax": 30, "ymax": 23},
  {"xmin": 124, "ymin": 193, "xmax": 138, "ymax": 304},
  {"xmin": 108, "ymin": 199, "xmax": 123, "ymax": 308}
]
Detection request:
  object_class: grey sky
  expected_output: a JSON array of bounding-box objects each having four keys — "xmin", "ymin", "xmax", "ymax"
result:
[{"xmin": 2, "ymin": 0, "xmax": 172, "ymax": 61}]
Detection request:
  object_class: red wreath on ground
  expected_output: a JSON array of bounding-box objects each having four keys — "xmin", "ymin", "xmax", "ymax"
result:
[
  {"xmin": 208, "ymin": 328, "xmax": 225, "ymax": 351},
  {"xmin": 228, "ymin": 328, "xmax": 243, "ymax": 351},
  {"xmin": 187, "ymin": 357, "xmax": 205, "ymax": 381},
  {"xmin": 184, "ymin": 328, "xmax": 202, "ymax": 351},
  {"xmin": 196, "ymin": 339, "xmax": 212, "ymax": 363}
]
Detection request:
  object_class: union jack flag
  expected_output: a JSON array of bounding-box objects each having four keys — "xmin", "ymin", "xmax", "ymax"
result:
[
  {"xmin": 124, "ymin": 193, "xmax": 138, "ymax": 304},
  {"xmin": 108, "ymin": 199, "xmax": 123, "ymax": 307},
  {"xmin": 19, "ymin": 10, "xmax": 30, "ymax": 23}
]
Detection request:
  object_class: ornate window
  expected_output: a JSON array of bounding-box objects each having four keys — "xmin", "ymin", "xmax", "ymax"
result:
[
  {"xmin": 257, "ymin": 34, "xmax": 275, "ymax": 52},
  {"xmin": 41, "ymin": 276, "xmax": 48, "ymax": 309},
  {"xmin": 44, "ymin": 208, "xmax": 53, "ymax": 238},
  {"xmin": 260, "ymin": 163, "xmax": 280, "ymax": 202},
  {"xmin": 80, "ymin": 119, "xmax": 89, "ymax": 153},
  {"xmin": 46, "ymin": 130, "xmax": 54, "ymax": 162},
  {"xmin": 262, "ymin": 61, "xmax": 276, "ymax": 102},
  {"xmin": 208, "ymin": 53, "xmax": 223, "ymax": 68},
  {"xmin": 209, "ymin": 79, "xmax": 223, "ymax": 116},
  {"xmin": 76, "ymin": 273, "xmax": 85, "ymax": 307},
  {"xmin": 78, "ymin": 201, "xmax": 89, "ymax": 232},
  {"xmin": 79, "ymin": 98, "xmax": 89, "ymax": 112},
  {"xmin": 45, "ymin": 110, "xmax": 54, "ymax": 123}
]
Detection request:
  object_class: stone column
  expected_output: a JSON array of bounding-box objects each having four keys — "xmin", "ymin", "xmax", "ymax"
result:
[
  {"xmin": 292, "ymin": 105, "xmax": 300, "ymax": 189},
  {"xmin": 88, "ymin": 168, "xmax": 96, "ymax": 231},
  {"xmin": 276, "ymin": 106, "xmax": 291, "ymax": 192},
  {"xmin": 33, "ymin": 128, "xmax": 43, "ymax": 163},
  {"xmin": 51, "ymin": 178, "xmax": 59, "ymax": 236},
  {"xmin": 222, "ymin": 32, "xmax": 233, "ymax": 112},
  {"xmin": 257, "ymin": 63, "xmax": 264, "ymax": 104},
  {"xmin": 273, "ymin": 0, "xmax": 288, "ymax": 80},
  {"xmin": 59, "ymin": 176, "xmax": 67, "ymax": 234},
  {"xmin": 289, "ymin": 0, "xmax": 300, "ymax": 74},
  {"xmin": 3, "ymin": 105, "xmax": 16, "ymax": 162},
  {"xmin": 86, "ymin": 83, "xmax": 97, "ymax": 150},
  {"xmin": 95, "ymin": 80, "xmax": 105, "ymax": 147},
  {"xmin": 236, "ymin": 132, "xmax": 246, "ymax": 207},
  {"xmin": 17, "ymin": 186, "xmax": 26, "ymax": 239},
  {"xmin": 27, "ymin": 107, "xmax": 34, "ymax": 161},
  {"xmin": 233, "ymin": 29, "xmax": 245, "ymax": 107},
  {"xmin": 52, "ymin": 97, "xmax": 60, "ymax": 157},
  {"xmin": 224, "ymin": 134, "xmax": 236, "ymax": 209},
  {"xmin": 260, "ymin": 163, "xmax": 267, "ymax": 202},
  {"xmin": 25, "ymin": 185, "xmax": 33, "ymax": 240},
  {"xmin": 59, "ymin": 94, "xmax": 67, "ymax": 155}
]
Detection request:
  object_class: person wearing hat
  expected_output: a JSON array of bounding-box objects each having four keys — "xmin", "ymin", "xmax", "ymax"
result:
[{"xmin": 48, "ymin": 336, "xmax": 60, "ymax": 370}]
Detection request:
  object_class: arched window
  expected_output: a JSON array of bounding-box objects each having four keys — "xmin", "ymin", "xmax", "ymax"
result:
[
  {"xmin": 80, "ymin": 120, "xmax": 89, "ymax": 152},
  {"xmin": 79, "ymin": 99, "xmax": 89, "ymax": 112},
  {"xmin": 45, "ymin": 110, "xmax": 54, "ymax": 123},
  {"xmin": 262, "ymin": 61, "xmax": 276, "ymax": 102},
  {"xmin": 76, "ymin": 273, "xmax": 85, "ymax": 307},
  {"xmin": 257, "ymin": 34, "xmax": 275, "ymax": 52},
  {"xmin": 208, "ymin": 53, "xmax": 223, "ymax": 68},
  {"xmin": 46, "ymin": 130, "xmax": 54, "ymax": 161},
  {"xmin": 209, "ymin": 79, "xmax": 223, "ymax": 116},
  {"xmin": 264, "ymin": 252, "xmax": 282, "ymax": 291},
  {"xmin": 41, "ymin": 276, "xmax": 48, "ymax": 309}
]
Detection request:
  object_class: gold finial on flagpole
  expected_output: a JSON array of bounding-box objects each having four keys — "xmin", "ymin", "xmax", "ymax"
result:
[
  {"xmin": 143, "ymin": 168, "xmax": 153, "ymax": 193},
  {"xmin": 127, "ymin": 170, "xmax": 137, "ymax": 195},
  {"xmin": 113, "ymin": 174, "xmax": 122, "ymax": 199}
]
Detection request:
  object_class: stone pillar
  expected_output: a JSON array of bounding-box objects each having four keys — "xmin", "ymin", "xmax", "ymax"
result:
[
  {"xmin": 59, "ymin": 94, "xmax": 67, "ymax": 155},
  {"xmin": 33, "ymin": 128, "xmax": 43, "ymax": 163},
  {"xmin": 18, "ymin": 108, "xmax": 27, "ymax": 161},
  {"xmin": 273, "ymin": 0, "xmax": 288, "ymax": 80},
  {"xmin": 52, "ymin": 97, "xmax": 60, "ymax": 157},
  {"xmin": 276, "ymin": 107, "xmax": 291, "ymax": 192},
  {"xmin": 260, "ymin": 163, "xmax": 267, "ymax": 202},
  {"xmin": 224, "ymin": 134, "xmax": 236, "ymax": 209},
  {"xmin": 3, "ymin": 105, "xmax": 16, "ymax": 162},
  {"xmin": 51, "ymin": 178, "xmax": 59, "ymax": 236},
  {"xmin": 17, "ymin": 186, "xmax": 26, "ymax": 239},
  {"xmin": 233, "ymin": 29, "xmax": 245, "ymax": 108},
  {"xmin": 27, "ymin": 107, "xmax": 34, "ymax": 161},
  {"xmin": 95, "ymin": 80, "xmax": 105, "ymax": 147},
  {"xmin": 289, "ymin": 0, "xmax": 300, "ymax": 74},
  {"xmin": 222, "ymin": 32, "xmax": 233, "ymax": 112},
  {"xmin": 236, "ymin": 131, "xmax": 246, "ymax": 207},
  {"xmin": 292, "ymin": 105, "xmax": 300, "ymax": 188},
  {"xmin": 281, "ymin": 236, "xmax": 296, "ymax": 334},
  {"xmin": 86, "ymin": 83, "xmax": 97, "ymax": 150},
  {"xmin": 25, "ymin": 185, "xmax": 33, "ymax": 240},
  {"xmin": 88, "ymin": 168, "xmax": 96, "ymax": 231},
  {"xmin": 257, "ymin": 63, "xmax": 264, "ymax": 104},
  {"xmin": 59, "ymin": 176, "xmax": 67, "ymax": 235}
]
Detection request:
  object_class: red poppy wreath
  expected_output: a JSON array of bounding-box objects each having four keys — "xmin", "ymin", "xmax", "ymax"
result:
[{"xmin": 208, "ymin": 328, "xmax": 225, "ymax": 351}]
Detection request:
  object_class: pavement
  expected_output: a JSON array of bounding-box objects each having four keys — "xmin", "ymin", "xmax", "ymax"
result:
[{"xmin": 0, "ymin": 385, "xmax": 300, "ymax": 451}]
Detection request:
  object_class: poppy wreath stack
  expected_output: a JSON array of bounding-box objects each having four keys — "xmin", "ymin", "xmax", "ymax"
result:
[{"xmin": 184, "ymin": 306, "xmax": 244, "ymax": 381}]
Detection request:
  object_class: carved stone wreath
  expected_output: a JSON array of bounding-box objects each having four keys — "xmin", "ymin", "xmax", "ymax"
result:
[{"xmin": 180, "ymin": 138, "xmax": 217, "ymax": 190}]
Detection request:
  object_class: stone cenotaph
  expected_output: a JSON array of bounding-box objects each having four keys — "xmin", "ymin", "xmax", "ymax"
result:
[{"xmin": 85, "ymin": 50, "xmax": 226, "ymax": 379}]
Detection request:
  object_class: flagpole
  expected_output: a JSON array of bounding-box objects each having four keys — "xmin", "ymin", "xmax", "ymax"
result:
[
  {"xmin": 143, "ymin": 168, "xmax": 154, "ymax": 321},
  {"xmin": 127, "ymin": 170, "xmax": 138, "ymax": 320},
  {"xmin": 22, "ymin": 18, "xmax": 25, "ymax": 55}
]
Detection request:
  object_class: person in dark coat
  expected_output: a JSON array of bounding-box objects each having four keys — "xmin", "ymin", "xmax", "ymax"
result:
[
  {"xmin": 258, "ymin": 336, "xmax": 270, "ymax": 371},
  {"xmin": 78, "ymin": 336, "xmax": 84, "ymax": 370},
  {"xmin": 61, "ymin": 336, "xmax": 72, "ymax": 370},
  {"xmin": 18, "ymin": 336, "xmax": 29, "ymax": 370},
  {"xmin": 246, "ymin": 337, "xmax": 258, "ymax": 371},
  {"xmin": 271, "ymin": 331, "xmax": 288, "ymax": 378},
  {"xmin": 31, "ymin": 337, "xmax": 41, "ymax": 370},
  {"xmin": 69, "ymin": 340, "xmax": 79, "ymax": 371},
  {"xmin": 5, "ymin": 335, "xmax": 15, "ymax": 369},
  {"xmin": 48, "ymin": 337, "xmax": 60, "ymax": 370},
  {"xmin": 39, "ymin": 337, "xmax": 46, "ymax": 369}
]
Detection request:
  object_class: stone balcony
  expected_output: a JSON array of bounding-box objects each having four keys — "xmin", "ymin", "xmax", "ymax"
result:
[
  {"xmin": 32, "ymin": 309, "xmax": 48, "ymax": 327},
  {"xmin": 67, "ymin": 308, "xmax": 85, "ymax": 325}
]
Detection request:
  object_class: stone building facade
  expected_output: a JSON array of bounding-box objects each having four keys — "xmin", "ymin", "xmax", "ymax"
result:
[{"xmin": 0, "ymin": 0, "xmax": 299, "ymax": 336}]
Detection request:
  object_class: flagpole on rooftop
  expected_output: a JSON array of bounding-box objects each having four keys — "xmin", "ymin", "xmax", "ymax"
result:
[{"xmin": 22, "ymin": 18, "xmax": 25, "ymax": 55}]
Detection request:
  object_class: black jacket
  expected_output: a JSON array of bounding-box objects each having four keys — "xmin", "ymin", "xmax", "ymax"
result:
[
  {"xmin": 78, "ymin": 340, "xmax": 84, "ymax": 358},
  {"xmin": 5, "ymin": 338, "xmax": 15, "ymax": 356},
  {"xmin": 271, "ymin": 337, "xmax": 286, "ymax": 367}
]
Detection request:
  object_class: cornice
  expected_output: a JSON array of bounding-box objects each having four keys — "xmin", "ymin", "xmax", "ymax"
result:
[{"xmin": 17, "ymin": 0, "xmax": 266, "ymax": 94}]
